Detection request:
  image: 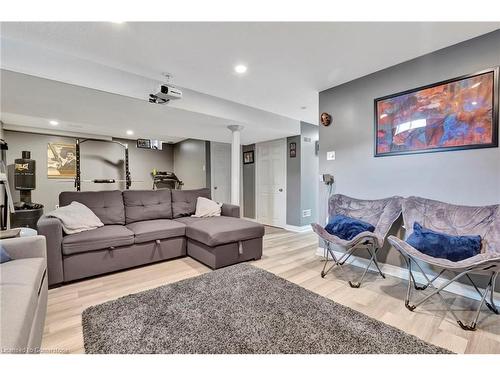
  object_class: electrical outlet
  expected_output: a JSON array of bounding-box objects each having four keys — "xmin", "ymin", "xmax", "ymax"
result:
[{"xmin": 326, "ymin": 151, "xmax": 336, "ymax": 160}]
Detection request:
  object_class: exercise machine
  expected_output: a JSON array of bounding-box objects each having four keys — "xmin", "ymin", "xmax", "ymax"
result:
[
  {"xmin": 0, "ymin": 139, "xmax": 15, "ymax": 230},
  {"xmin": 152, "ymin": 169, "xmax": 183, "ymax": 190},
  {"xmin": 10, "ymin": 151, "xmax": 44, "ymax": 229},
  {"xmin": 75, "ymin": 138, "xmax": 132, "ymax": 191}
]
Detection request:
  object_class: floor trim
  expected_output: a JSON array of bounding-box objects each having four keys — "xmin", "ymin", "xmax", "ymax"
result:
[
  {"xmin": 315, "ymin": 247, "xmax": 500, "ymax": 305},
  {"xmin": 284, "ymin": 224, "xmax": 313, "ymax": 233},
  {"xmin": 243, "ymin": 217, "xmax": 312, "ymax": 233}
]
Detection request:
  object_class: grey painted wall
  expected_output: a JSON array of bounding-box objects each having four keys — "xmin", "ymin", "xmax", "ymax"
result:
[
  {"xmin": 242, "ymin": 144, "xmax": 256, "ymax": 218},
  {"xmin": 299, "ymin": 122, "xmax": 319, "ymax": 226},
  {"xmin": 173, "ymin": 139, "xmax": 207, "ymax": 190},
  {"xmin": 286, "ymin": 122, "xmax": 319, "ymax": 227},
  {"xmin": 319, "ymin": 30, "xmax": 500, "ymax": 290},
  {"xmin": 286, "ymin": 135, "xmax": 301, "ymax": 226},
  {"xmin": 4, "ymin": 130, "xmax": 174, "ymax": 211},
  {"xmin": 205, "ymin": 141, "xmax": 211, "ymax": 190}
]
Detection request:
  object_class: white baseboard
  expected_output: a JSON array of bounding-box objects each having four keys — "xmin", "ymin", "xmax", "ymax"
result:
[
  {"xmin": 284, "ymin": 225, "xmax": 313, "ymax": 233},
  {"xmin": 243, "ymin": 218, "xmax": 312, "ymax": 233},
  {"xmin": 315, "ymin": 247, "xmax": 499, "ymax": 305}
]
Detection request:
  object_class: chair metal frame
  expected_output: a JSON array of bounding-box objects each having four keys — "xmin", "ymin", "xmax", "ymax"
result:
[
  {"xmin": 389, "ymin": 196, "xmax": 500, "ymax": 331},
  {"xmin": 400, "ymin": 252, "xmax": 498, "ymax": 331},
  {"xmin": 321, "ymin": 239, "xmax": 386, "ymax": 288}
]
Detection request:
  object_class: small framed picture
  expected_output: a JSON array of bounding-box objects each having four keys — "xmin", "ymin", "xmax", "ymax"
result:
[
  {"xmin": 47, "ymin": 143, "xmax": 76, "ymax": 179},
  {"xmin": 289, "ymin": 142, "xmax": 297, "ymax": 158},
  {"xmin": 243, "ymin": 150, "xmax": 254, "ymax": 164}
]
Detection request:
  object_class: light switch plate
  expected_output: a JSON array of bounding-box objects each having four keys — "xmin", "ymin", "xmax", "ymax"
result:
[{"xmin": 326, "ymin": 151, "xmax": 336, "ymax": 161}]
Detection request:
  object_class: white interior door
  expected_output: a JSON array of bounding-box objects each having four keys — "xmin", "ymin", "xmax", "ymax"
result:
[
  {"xmin": 256, "ymin": 139, "xmax": 286, "ymax": 227},
  {"xmin": 210, "ymin": 141, "xmax": 231, "ymax": 204}
]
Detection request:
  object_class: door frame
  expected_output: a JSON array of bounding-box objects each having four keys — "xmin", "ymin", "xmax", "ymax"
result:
[{"xmin": 255, "ymin": 138, "xmax": 287, "ymax": 228}]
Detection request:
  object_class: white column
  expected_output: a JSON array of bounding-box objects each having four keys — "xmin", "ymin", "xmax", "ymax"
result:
[{"xmin": 227, "ymin": 125, "xmax": 244, "ymax": 206}]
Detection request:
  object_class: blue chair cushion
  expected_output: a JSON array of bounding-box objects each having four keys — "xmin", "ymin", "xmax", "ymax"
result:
[
  {"xmin": 406, "ymin": 222, "xmax": 481, "ymax": 262},
  {"xmin": 1, "ymin": 245, "xmax": 12, "ymax": 264},
  {"xmin": 325, "ymin": 214, "xmax": 375, "ymax": 241}
]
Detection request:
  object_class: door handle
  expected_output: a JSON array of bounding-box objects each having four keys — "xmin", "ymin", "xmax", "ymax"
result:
[{"xmin": 278, "ymin": 188, "xmax": 283, "ymax": 192}]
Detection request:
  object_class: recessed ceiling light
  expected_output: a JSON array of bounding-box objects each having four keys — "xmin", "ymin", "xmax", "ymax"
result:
[
  {"xmin": 49, "ymin": 120, "xmax": 59, "ymax": 126},
  {"xmin": 126, "ymin": 130, "xmax": 134, "ymax": 136},
  {"xmin": 234, "ymin": 64, "xmax": 247, "ymax": 74}
]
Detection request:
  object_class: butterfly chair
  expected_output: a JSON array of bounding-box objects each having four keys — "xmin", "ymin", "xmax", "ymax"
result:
[
  {"xmin": 311, "ymin": 194, "xmax": 402, "ymax": 288},
  {"xmin": 388, "ymin": 196, "xmax": 500, "ymax": 331}
]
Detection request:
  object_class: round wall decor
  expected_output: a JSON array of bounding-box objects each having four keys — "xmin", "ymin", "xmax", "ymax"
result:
[{"xmin": 320, "ymin": 112, "xmax": 332, "ymax": 126}]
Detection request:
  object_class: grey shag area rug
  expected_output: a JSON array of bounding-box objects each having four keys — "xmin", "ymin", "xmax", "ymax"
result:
[{"xmin": 82, "ymin": 264, "xmax": 451, "ymax": 354}]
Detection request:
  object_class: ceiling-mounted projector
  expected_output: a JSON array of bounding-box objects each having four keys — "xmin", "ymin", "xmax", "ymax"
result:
[{"xmin": 149, "ymin": 84, "xmax": 183, "ymax": 105}]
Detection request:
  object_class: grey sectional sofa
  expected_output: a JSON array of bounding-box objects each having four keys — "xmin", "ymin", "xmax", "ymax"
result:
[
  {"xmin": 37, "ymin": 188, "xmax": 264, "ymax": 287},
  {"xmin": 0, "ymin": 236, "xmax": 48, "ymax": 353}
]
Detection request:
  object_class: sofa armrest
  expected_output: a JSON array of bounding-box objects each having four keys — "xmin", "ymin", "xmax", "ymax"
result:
[
  {"xmin": 1, "ymin": 235, "xmax": 47, "ymax": 260},
  {"xmin": 221, "ymin": 203, "xmax": 240, "ymax": 218},
  {"xmin": 37, "ymin": 216, "xmax": 64, "ymax": 286}
]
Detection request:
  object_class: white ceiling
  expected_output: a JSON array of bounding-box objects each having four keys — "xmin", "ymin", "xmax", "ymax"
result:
[
  {"xmin": 1, "ymin": 22, "xmax": 499, "ymax": 137},
  {"xmin": 0, "ymin": 70, "xmax": 300, "ymax": 144}
]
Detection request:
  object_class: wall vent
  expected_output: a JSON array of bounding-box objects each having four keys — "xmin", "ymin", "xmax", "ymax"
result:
[{"xmin": 302, "ymin": 209, "xmax": 312, "ymax": 217}]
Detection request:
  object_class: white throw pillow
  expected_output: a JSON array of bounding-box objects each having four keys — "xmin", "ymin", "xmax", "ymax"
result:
[
  {"xmin": 192, "ymin": 197, "xmax": 223, "ymax": 218},
  {"xmin": 47, "ymin": 201, "xmax": 104, "ymax": 234}
]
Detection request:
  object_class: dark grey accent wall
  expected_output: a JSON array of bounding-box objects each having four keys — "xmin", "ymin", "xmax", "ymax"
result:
[
  {"xmin": 242, "ymin": 144, "xmax": 255, "ymax": 218},
  {"xmin": 319, "ymin": 30, "xmax": 500, "ymax": 291},
  {"xmin": 299, "ymin": 122, "xmax": 319, "ymax": 226},
  {"xmin": 286, "ymin": 122, "xmax": 319, "ymax": 227},
  {"xmin": 205, "ymin": 140, "xmax": 211, "ymax": 190},
  {"xmin": 4, "ymin": 130, "xmax": 174, "ymax": 211},
  {"xmin": 286, "ymin": 135, "xmax": 301, "ymax": 226},
  {"xmin": 173, "ymin": 139, "xmax": 207, "ymax": 190}
]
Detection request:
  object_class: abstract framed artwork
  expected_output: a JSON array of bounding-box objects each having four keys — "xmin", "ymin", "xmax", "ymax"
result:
[{"xmin": 374, "ymin": 67, "xmax": 499, "ymax": 157}]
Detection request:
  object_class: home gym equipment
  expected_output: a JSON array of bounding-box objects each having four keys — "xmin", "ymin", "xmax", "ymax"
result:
[
  {"xmin": 75, "ymin": 138, "xmax": 132, "ymax": 191},
  {"xmin": 152, "ymin": 169, "xmax": 183, "ymax": 190},
  {"xmin": 10, "ymin": 151, "xmax": 44, "ymax": 230},
  {"xmin": 0, "ymin": 162, "xmax": 15, "ymax": 231},
  {"xmin": 0, "ymin": 139, "xmax": 15, "ymax": 230}
]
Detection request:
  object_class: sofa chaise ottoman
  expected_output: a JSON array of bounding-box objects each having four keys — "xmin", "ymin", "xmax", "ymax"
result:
[{"xmin": 37, "ymin": 188, "xmax": 264, "ymax": 287}]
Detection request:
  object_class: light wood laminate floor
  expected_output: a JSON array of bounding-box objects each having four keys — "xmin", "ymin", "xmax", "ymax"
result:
[{"xmin": 42, "ymin": 227, "xmax": 500, "ymax": 354}]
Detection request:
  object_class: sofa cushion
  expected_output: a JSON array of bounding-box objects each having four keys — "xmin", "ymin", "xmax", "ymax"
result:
[
  {"xmin": 123, "ymin": 190, "xmax": 173, "ymax": 224},
  {"xmin": 407, "ymin": 222, "xmax": 482, "ymax": 262},
  {"xmin": 325, "ymin": 214, "xmax": 375, "ymax": 241},
  {"xmin": 1, "ymin": 244, "xmax": 11, "ymax": 263},
  {"xmin": 0, "ymin": 258, "xmax": 46, "ymax": 350},
  {"xmin": 59, "ymin": 190, "xmax": 125, "ymax": 225},
  {"xmin": 174, "ymin": 217, "xmax": 206, "ymax": 225},
  {"xmin": 184, "ymin": 216, "xmax": 265, "ymax": 247},
  {"xmin": 126, "ymin": 219, "xmax": 186, "ymax": 244},
  {"xmin": 192, "ymin": 197, "xmax": 222, "ymax": 218},
  {"xmin": 0, "ymin": 258, "xmax": 46, "ymax": 289},
  {"xmin": 171, "ymin": 188, "xmax": 211, "ymax": 218},
  {"xmin": 47, "ymin": 201, "xmax": 104, "ymax": 234},
  {"xmin": 62, "ymin": 225, "xmax": 134, "ymax": 255}
]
